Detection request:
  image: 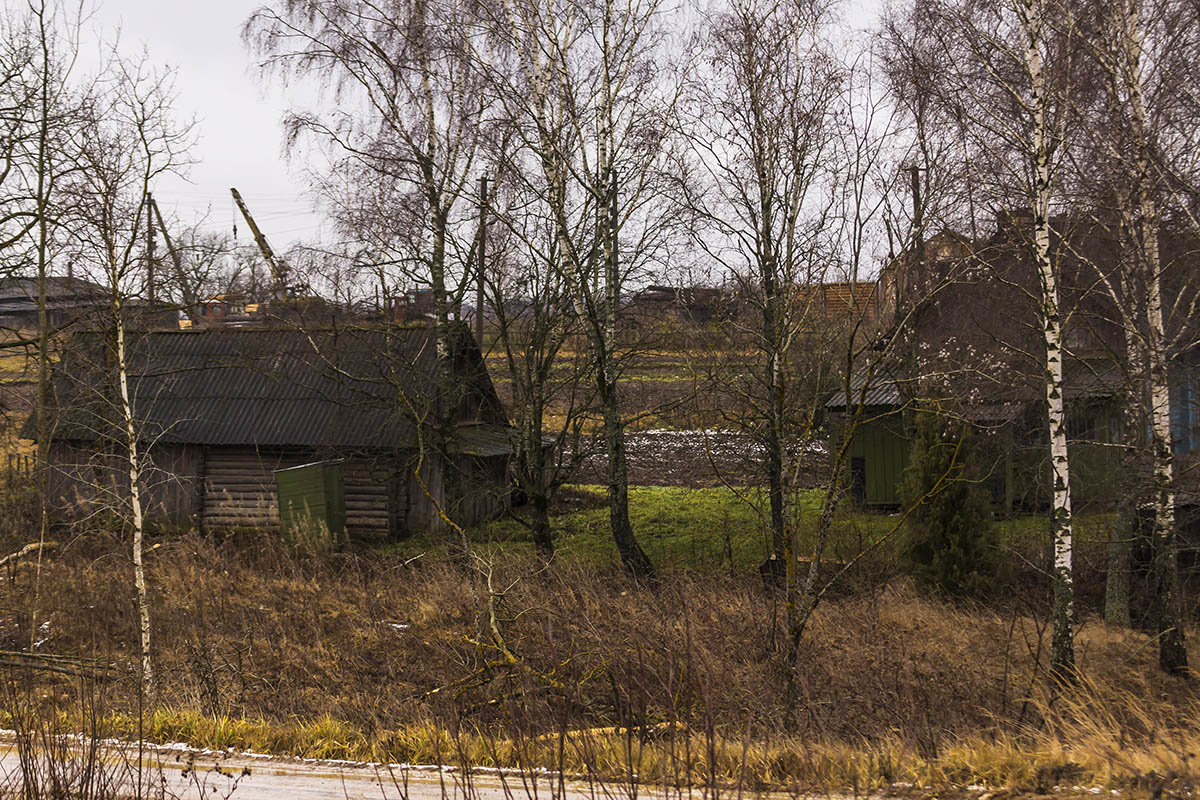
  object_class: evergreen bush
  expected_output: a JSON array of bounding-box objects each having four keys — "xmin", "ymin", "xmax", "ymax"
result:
[{"xmin": 899, "ymin": 406, "xmax": 998, "ymax": 599}]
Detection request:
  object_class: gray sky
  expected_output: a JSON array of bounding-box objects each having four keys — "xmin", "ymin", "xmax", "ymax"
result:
[
  {"xmin": 86, "ymin": 0, "xmax": 325, "ymax": 248},
  {"xmin": 85, "ymin": 0, "xmax": 886, "ymax": 252}
]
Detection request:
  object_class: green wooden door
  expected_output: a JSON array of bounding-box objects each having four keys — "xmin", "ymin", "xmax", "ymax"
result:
[
  {"xmin": 275, "ymin": 460, "xmax": 346, "ymax": 544},
  {"xmin": 847, "ymin": 413, "xmax": 909, "ymax": 507}
]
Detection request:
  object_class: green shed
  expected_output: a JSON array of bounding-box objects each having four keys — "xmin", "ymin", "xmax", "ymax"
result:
[
  {"xmin": 826, "ymin": 373, "xmax": 912, "ymax": 508},
  {"xmin": 274, "ymin": 460, "xmax": 346, "ymax": 544},
  {"xmin": 845, "ymin": 412, "xmax": 910, "ymax": 507}
]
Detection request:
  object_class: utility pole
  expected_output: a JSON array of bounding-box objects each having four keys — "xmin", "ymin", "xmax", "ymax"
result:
[
  {"xmin": 477, "ymin": 176, "xmax": 488, "ymax": 346},
  {"xmin": 146, "ymin": 193, "xmax": 156, "ymax": 305},
  {"xmin": 909, "ymin": 165, "xmax": 924, "ymax": 297}
]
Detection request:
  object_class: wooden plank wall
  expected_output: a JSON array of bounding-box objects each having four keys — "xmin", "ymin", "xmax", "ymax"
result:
[
  {"xmin": 143, "ymin": 445, "xmax": 204, "ymax": 523},
  {"xmin": 46, "ymin": 442, "xmax": 204, "ymax": 526},
  {"xmin": 46, "ymin": 441, "xmax": 109, "ymax": 518},
  {"xmin": 204, "ymin": 447, "xmax": 398, "ymax": 538},
  {"xmin": 202, "ymin": 447, "xmax": 290, "ymax": 529},
  {"xmin": 47, "ymin": 441, "xmax": 504, "ymax": 539},
  {"xmin": 457, "ymin": 454, "xmax": 510, "ymax": 526},
  {"xmin": 402, "ymin": 453, "xmax": 510, "ymax": 532},
  {"xmin": 406, "ymin": 453, "xmax": 444, "ymax": 534}
]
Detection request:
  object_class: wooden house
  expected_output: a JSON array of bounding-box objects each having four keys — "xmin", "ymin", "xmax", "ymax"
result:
[
  {"xmin": 31, "ymin": 323, "xmax": 514, "ymax": 538},
  {"xmin": 828, "ymin": 213, "xmax": 1200, "ymax": 511},
  {"xmin": 0, "ymin": 276, "xmax": 108, "ymax": 331}
]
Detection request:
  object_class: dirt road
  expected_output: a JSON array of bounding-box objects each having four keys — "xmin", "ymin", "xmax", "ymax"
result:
[{"xmin": 0, "ymin": 742, "xmax": 653, "ymax": 800}]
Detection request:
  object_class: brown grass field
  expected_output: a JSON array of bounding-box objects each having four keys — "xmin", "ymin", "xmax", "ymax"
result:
[{"xmin": 0, "ymin": 521, "xmax": 1196, "ymax": 795}]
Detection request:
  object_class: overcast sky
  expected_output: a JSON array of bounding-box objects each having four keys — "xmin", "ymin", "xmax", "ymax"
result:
[
  {"xmin": 84, "ymin": 0, "xmax": 324, "ymax": 248},
  {"xmin": 83, "ymin": 0, "xmax": 885, "ymax": 251}
]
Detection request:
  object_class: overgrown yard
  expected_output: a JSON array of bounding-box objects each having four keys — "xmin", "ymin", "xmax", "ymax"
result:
[{"xmin": 0, "ymin": 484, "xmax": 1191, "ymax": 794}]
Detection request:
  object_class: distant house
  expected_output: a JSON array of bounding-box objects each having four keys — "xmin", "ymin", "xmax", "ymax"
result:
[
  {"xmin": 828, "ymin": 214, "xmax": 1200, "ymax": 511},
  {"xmin": 799, "ymin": 281, "xmax": 883, "ymax": 326},
  {"xmin": 185, "ymin": 294, "xmax": 253, "ymax": 326},
  {"xmin": 30, "ymin": 323, "xmax": 514, "ymax": 538},
  {"xmin": 826, "ymin": 366, "xmax": 1131, "ymax": 510},
  {"xmin": 627, "ymin": 285, "xmax": 738, "ymax": 327},
  {"xmin": 0, "ymin": 276, "xmax": 108, "ymax": 330}
]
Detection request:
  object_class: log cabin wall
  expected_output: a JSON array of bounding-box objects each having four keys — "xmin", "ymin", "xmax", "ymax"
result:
[
  {"xmin": 46, "ymin": 439, "xmax": 504, "ymax": 538},
  {"xmin": 201, "ymin": 446, "xmax": 295, "ymax": 530},
  {"xmin": 37, "ymin": 326, "xmax": 516, "ymax": 538},
  {"xmin": 343, "ymin": 458, "xmax": 401, "ymax": 539},
  {"xmin": 202, "ymin": 447, "xmax": 403, "ymax": 539}
]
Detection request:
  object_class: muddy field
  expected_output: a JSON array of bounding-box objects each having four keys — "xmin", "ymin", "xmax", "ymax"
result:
[{"xmin": 573, "ymin": 429, "xmax": 830, "ymax": 488}]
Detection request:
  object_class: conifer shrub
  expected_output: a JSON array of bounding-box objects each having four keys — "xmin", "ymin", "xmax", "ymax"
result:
[{"xmin": 899, "ymin": 406, "xmax": 999, "ymax": 599}]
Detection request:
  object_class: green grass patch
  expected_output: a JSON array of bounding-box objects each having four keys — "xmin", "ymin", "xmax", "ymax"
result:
[
  {"xmin": 381, "ymin": 483, "xmax": 1113, "ymax": 577},
  {"xmin": 522, "ymin": 485, "xmax": 776, "ymax": 570}
]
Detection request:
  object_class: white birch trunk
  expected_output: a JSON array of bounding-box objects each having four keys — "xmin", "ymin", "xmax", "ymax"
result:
[
  {"xmin": 1140, "ymin": 184, "xmax": 1187, "ymax": 671},
  {"xmin": 1114, "ymin": 0, "xmax": 1187, "ymax": 672},
  {"xmin": 115, "ymin": 292, "xmax": 152, "ymax": 691},
  {"xmin": 1020, "ymin": 0, "xmax": 1075, "ymax": 680}
]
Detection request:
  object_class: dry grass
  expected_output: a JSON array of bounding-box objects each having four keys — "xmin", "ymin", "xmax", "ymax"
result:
[{"xmin": 0, "ymin": 528, "xmax": 1197, "ymax": 793}]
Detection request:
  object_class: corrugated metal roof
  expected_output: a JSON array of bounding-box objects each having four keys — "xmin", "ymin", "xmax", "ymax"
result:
[
  {"xmin": 41, "ymin": 325, "xmax": 505, "ymax": 450},
  {"xmin": 0, "ymin": 276, "xmax": 105, "ymax": 303},
  {"xmin": 826, "ymin": 372, "xmax": 902, "ymax": 409},
  {"xmin": 827, "ymin": 365, "xmax": 1121, "ymax": 412},
  {"xmin": 453, "ymin": 423, "xmax": 515, "ymax": 457}
]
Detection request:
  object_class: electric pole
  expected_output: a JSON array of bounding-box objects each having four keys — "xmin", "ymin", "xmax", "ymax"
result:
[
  {"xmin": 146, "ymin": 193, "xmax": 156, "ymax": 305},
  {"xmin": 477, "ymin": 176, "xmax": 488, "ymax": 346}
]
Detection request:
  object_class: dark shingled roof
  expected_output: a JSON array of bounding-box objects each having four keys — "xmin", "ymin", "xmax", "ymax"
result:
[
  {"xmin": 0, "ymin": 276, "xmax": 106, "ymax": 304},
  {"xmin": 825, "ymin": 371, "xmax": 903, "ymax": 410},
  {"xmin": 37, "ymin": 324, "xmax": 506, "ymax": 450}
]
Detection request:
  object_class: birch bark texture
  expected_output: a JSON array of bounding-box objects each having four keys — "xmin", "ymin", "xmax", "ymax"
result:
[
  {"xmin": 680, "ymin": 0, "xmax": 843, "ymax": 568},
  {"xmin": 1078, "ymin": 0, "xmax": 1200, "ymax": 672},
  {"xmin": 246, "ymin": 0, "xmax": 489, "ymax": 528},
  {"xmin": 475, "ymin": 0, "xmax": 684, "ymax": 578}
]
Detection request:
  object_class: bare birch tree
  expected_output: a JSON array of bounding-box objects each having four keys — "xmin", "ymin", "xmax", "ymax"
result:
[
  {"xmin": 476, "ymin": 0, "xmax": 685, "ymax": 578},
  {"xmin": 1071, "ymin": 0, "xmax": 1200, "ymax": 672},
  {"xmin": 679, "ymin": 0, "xmax": 842, "ymax": 569},
  {"xmin": 679, "ymin": 0, "xmax": 933, "ymax": 720},
  {"xmin": 64, "ymin": 53, "xmax": 193, "ymax": 690},
  {"xmin": 0, "ymin": 0, "xmax": 86, "ymax": 557},
  {"xmin": 885, "ymin": 0, "xmax": 1081, "ymax": 682},
  {"xmin": 246, "ymin": 0, "xmax": 489, "ymax": 528},
  {"xmin": 475, "ymin": 171, "xmax": 593, "ymax": 557}
]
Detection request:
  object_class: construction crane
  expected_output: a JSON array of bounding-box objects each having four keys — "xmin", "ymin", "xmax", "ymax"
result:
[
  {"xmin": 230, "ymin": 187, "xmax": 291, "ymax": 300},
  {"xmin": 148, "ymin": 195, "xmax": 198, "ymax": 317}
]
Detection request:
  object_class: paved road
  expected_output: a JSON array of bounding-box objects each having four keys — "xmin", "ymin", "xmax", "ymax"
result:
[{"xmin": 0, "ymin": 742, "xmax": 664, "ymax": 800}]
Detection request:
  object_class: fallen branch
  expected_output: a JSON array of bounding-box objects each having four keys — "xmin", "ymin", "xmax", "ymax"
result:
[
  {"xmin": 0, "ymin": 541, "xmax": 57, "ymax": 569},
  {"xmin": 0, "ymin": 650, "xmax": 114, "ymax": 680}
]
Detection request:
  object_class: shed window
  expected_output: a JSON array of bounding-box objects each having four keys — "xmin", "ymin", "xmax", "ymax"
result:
[{"xmin": 1172, "ymin": 374, "xmax": 1197, "ymax": 455}]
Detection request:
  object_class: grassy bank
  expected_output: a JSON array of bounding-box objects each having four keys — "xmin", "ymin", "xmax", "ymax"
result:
[
  {"xmin": 0, "ymin": 510, "xmax": 1193, "ymax": 794},
  {"xmin": 21, "ymin": 679, "xmax": 1196, "ymax": 794}
]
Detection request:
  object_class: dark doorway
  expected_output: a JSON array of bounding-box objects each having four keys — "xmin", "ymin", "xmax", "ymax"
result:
[{"xmin": 850, "ymin": 457, "xmax": 866, "ymax": 506}]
